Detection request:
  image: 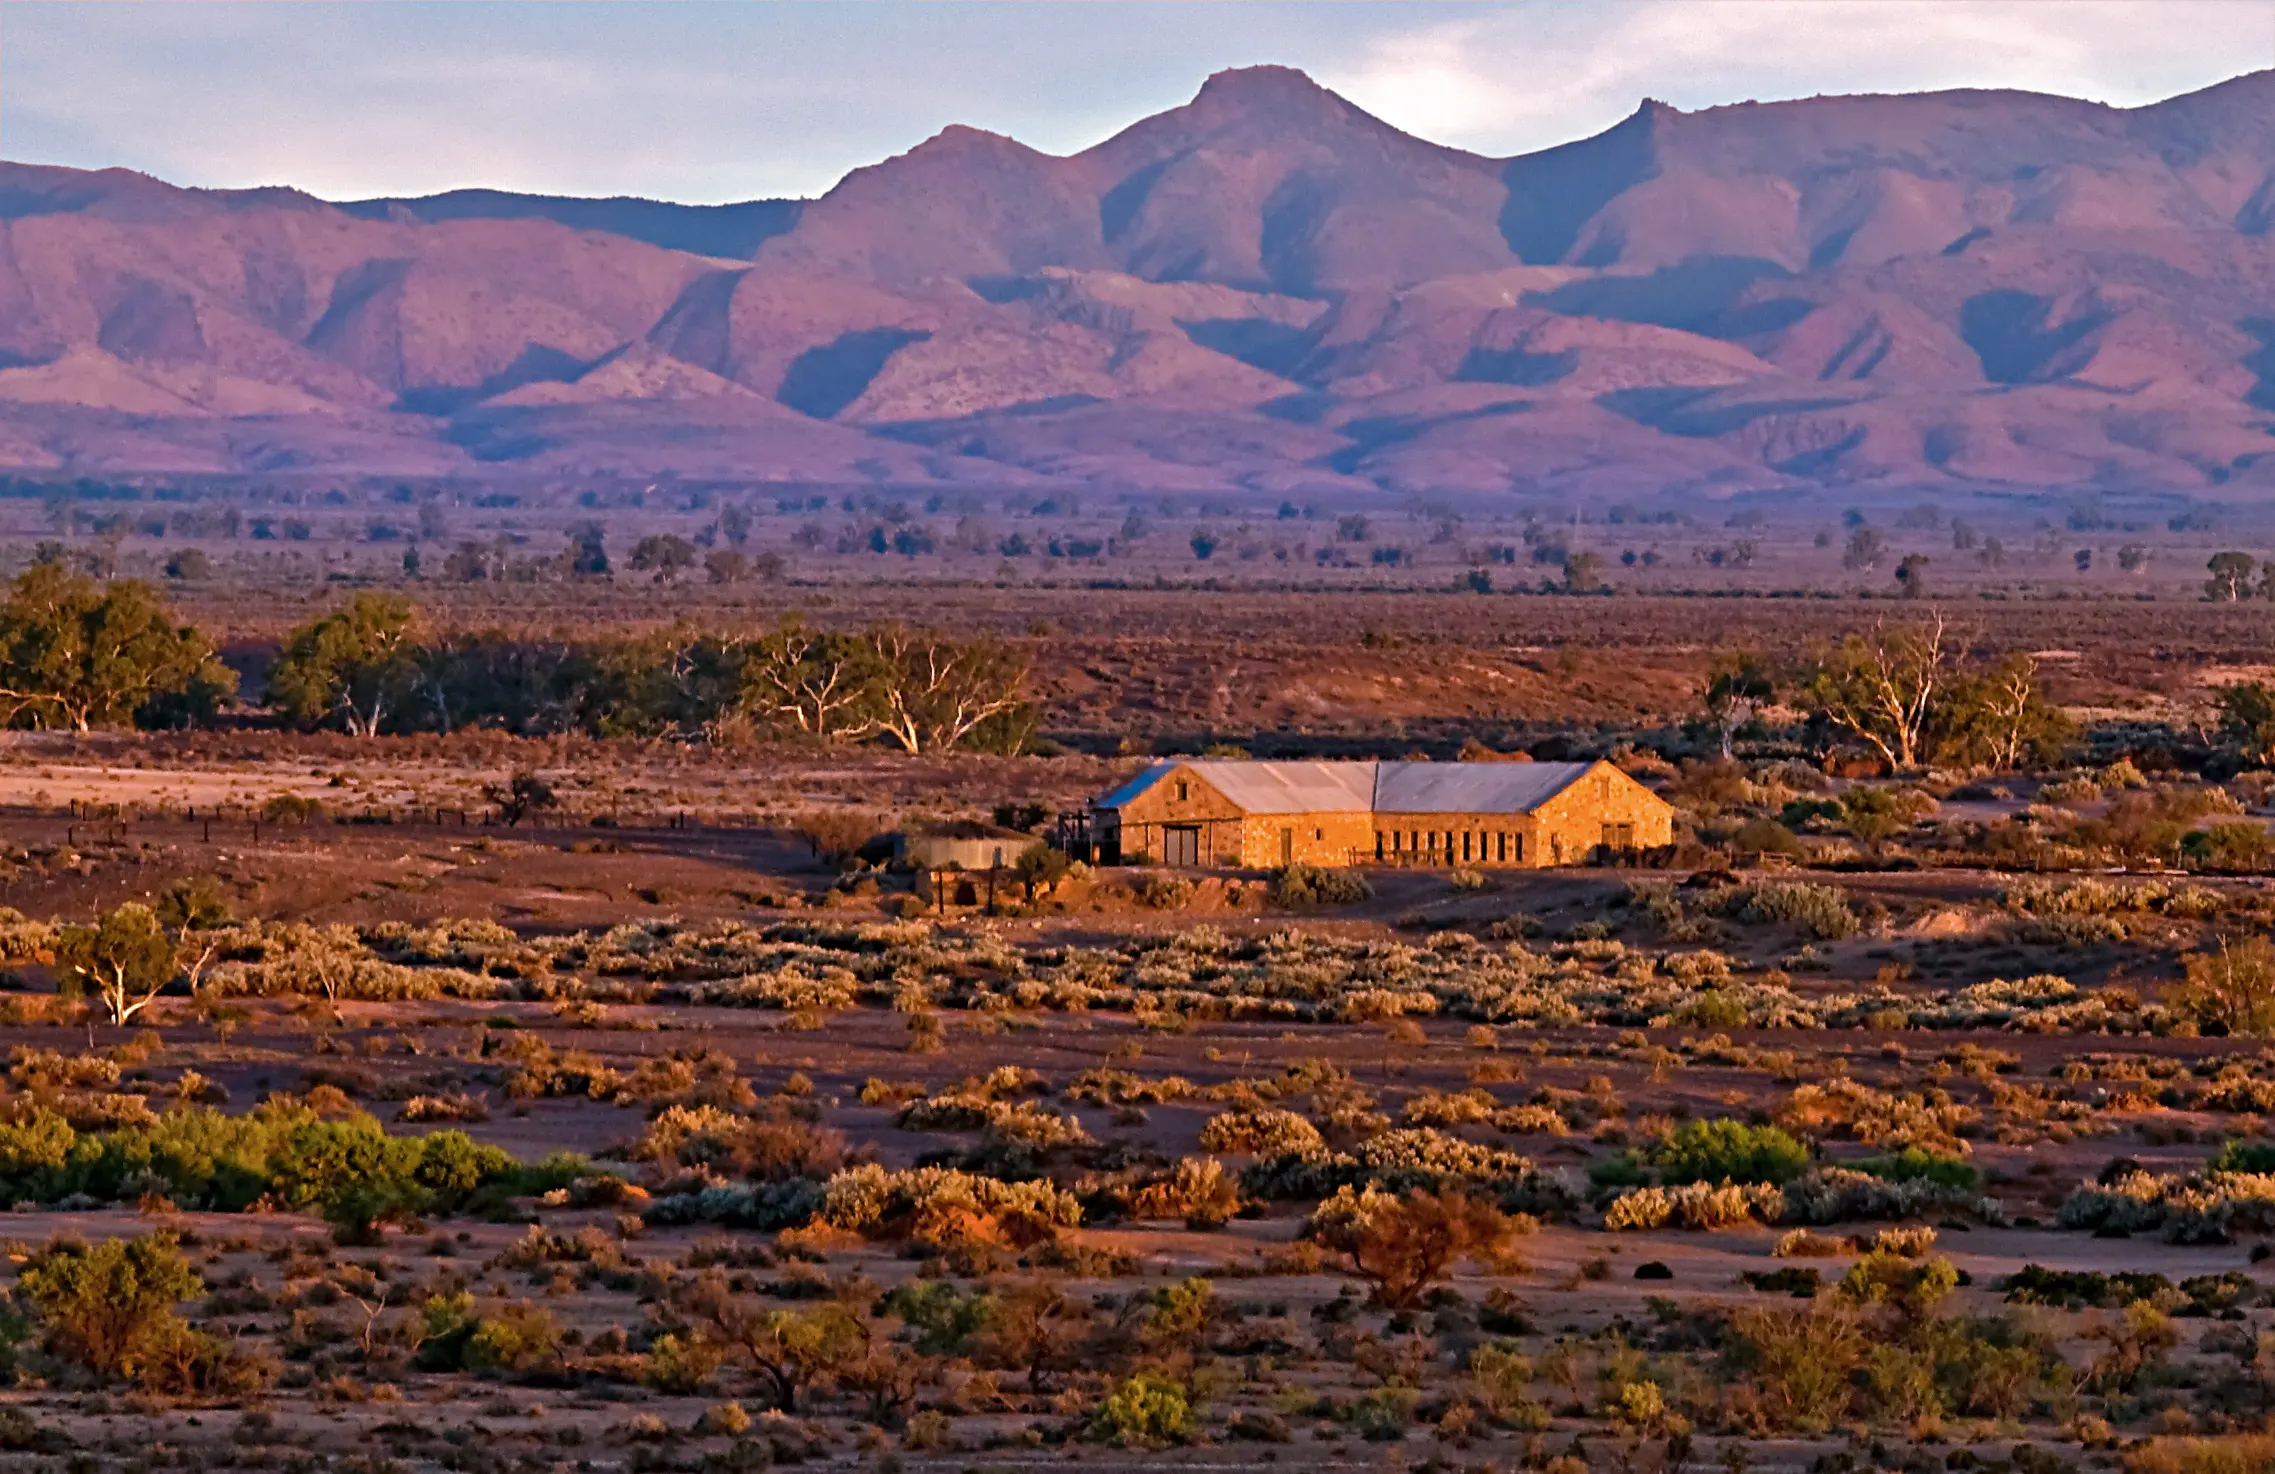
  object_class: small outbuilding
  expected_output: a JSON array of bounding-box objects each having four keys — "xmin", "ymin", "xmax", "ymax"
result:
[
  {"xmin": 895, "ymin": 820, "xmax": 1035, "ymax": 872},
  {"xmin": 1088, "ymin": 758, "xmax": 1672, "ymax": 869}
]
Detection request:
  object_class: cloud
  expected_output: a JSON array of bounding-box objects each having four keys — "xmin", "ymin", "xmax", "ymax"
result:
[{"xmin": 1320, "ymin": 0, "xmax": 2270, "ymax": 155}]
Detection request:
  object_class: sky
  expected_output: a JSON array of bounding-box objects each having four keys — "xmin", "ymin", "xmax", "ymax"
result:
[{"xmin": 5, "ymin": 0, "xmax": 2273, "ymax": 205}]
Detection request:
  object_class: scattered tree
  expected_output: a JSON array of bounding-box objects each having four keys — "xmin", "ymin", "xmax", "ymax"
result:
[
  {"xmin": 2177, "ymin": 935, "xmax": 2275, "ymax": 1036},
  {"xmin": 485, "ymin": 771, "xmax": 557, "ymax": 826},
  {"xmin": 2207, "ymin": 551, "xmax": 2257, "ymax": 601},
  {"xmin": 54, "ymin": 903, "xmax": 186, "ymax": 1028},
  {"xmin": 1894, "ymin": 554, "xmax": 1930, "ymax": 598},
  {"xmin": 266, "ymin": 592, "xmax": 422, "ymax": 737},
  {"xmin": 566, "ymin": 523, "xmax": 610, "ymax": 578},
  {"xmin": 163, "ymin": 549, "xmax": 211, "ymax": 581},
  {"xmin": 670, "ymin": 1271, "xmax": 870, "ymax": 1413},
  {"xmin": 630, "ymin": 534, "xmax": 699, "ymax": 584},
  {"xmin": 1841, "ymin": 527, "xmax": 1888, "ymax": 572},
  {"xmin": 867, "ymin": 627, "xmax": 1032, "ymax": 754},
  {"xmin": 1311, "ymin": 1186, "xmax": 1513, "ymax": 1308},
  {"xmin": 0, "ymin": 566, "xmax": 234, "ymax": 731},
  {"xmin": 1799, "ymin": 614, "xmax": 1950, "ymax": 770},
  {"xmin": 2217, "ymin": 681, "xmax": 2275, "ymax": 764},
  {"xmin": 1703, "ymin": 652, "xmax": 1776, "ymax": 759}
]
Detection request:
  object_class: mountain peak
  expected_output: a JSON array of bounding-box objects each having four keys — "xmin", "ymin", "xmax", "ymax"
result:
[
  {"xmin": 1195, "ymin": 64, "xmax": 1330, "ymax": 98},
  {"xmin": 1186, "ymin": 64, "xmax": 1355, "ymax": 124},
  {"xmin": 911, "ymin": 123, "xmax": 1031, "ymax": 155}
]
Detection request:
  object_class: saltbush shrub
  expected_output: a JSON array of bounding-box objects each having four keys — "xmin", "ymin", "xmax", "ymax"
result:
[{"xmin": 1267, "ymin": 865, "xmax": 1375, "ymax": 908}]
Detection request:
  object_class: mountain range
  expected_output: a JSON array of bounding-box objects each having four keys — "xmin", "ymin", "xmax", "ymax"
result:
[{"xmin": 6, "ymin": 64, "xmax": 2275, "ymax": 499}]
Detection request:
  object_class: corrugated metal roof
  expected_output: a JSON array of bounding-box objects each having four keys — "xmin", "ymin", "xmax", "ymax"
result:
[
  {"xmin": 1094, "ymin": 764, "xmax": 1173, "ymax": 809},
  {"xmin": 1093, "ymin": 759, "xmax": 1609, "ymax": 816},
  {"xmin": 1189, "ymin": 760, "xmax": 1379, "ymax": 814},
  {"xmin": 1373, "ymin": 760, "xmax": 1596, "ymax": 814}
]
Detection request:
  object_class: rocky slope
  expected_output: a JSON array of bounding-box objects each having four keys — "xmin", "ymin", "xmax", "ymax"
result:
[{"xmin": 3, "ymin": 65, "xmax": 2273, "ymax": 497}]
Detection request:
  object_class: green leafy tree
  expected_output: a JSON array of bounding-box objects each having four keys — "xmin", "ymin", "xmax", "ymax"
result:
[
  {"xmin": 2207, "ymin": 551, "xmax": 2257, "ymax": 601},
  {"xmin": 19, "ymin": 1231, "xmax": 201, "ymax": 1382},
  {"xmin": 267, "ymin": 592, "xmax": 423, "ymax": 736},
  {"xmin": 629, "ymin": 533, "xmax": 699, "ymax": 584},
  {"xmin": 1928, "ymin": 653, "xmax": 2072, "ymax": 772},
  {"xmin": 268, "ymin": 1117, "xmax": 426, "ymax": 1241},
  {"xmin": 54, "ymin": 903, "xmax": 185, "ymax": 1027},
  {"xmin": 0, "ymin": 565, "xmax": 234, "ymax": 731},
  {"xmin": 2217, "ymin": 681, "xmax": 2275, "ymax": 765},
  {"xmin": 866, "ymin": 626, "xmax": 1033, "ymax": 754},
  {"xmin": 1799, "ymin": 614, "xmax": 1951, "ymax": 770},
  {"xmin": 739, "ymin": 624, "xmax": 887, "ymax": 741},
  {"xmin": 155, "ymin": 875, "xmax": 234, "ymax": 935}
]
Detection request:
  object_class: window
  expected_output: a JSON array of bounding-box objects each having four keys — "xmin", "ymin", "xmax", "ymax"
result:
[
  {"xmin": 1603, "ymin": 821, "xmax": 1636, "ymax": 853},
  {"xmin": 1496, "ymin": 832, "xmax": 1508, "ymax": 863},
  {"xmin": 1375, "ymin": 833, "xmax": 1385, "ymax": 860},
  {"xmin": 1175, "ymin": 780, "xmax": 1189, "ymax": 802},
  {"xmin": 1315, "ymin": 827, "xmax": 1324, "ymax": 841},
  {"xmin": 1515, "ymin": 833, "xmax": 1526, "ymax": 863},
  {"xmin": 1461, "ymin": 831, "xmax": 1473, "ymax": 863}
]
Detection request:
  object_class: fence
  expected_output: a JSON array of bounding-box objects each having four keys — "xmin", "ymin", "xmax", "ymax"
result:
[{"xmin": 8, "ymin": 799, "xmax": 799, "ymax": 847}]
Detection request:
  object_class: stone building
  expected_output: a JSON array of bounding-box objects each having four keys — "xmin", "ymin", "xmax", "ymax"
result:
[{"xmin": 1089, "ymin": 758, "xmax": 1672, "ymax": 869}]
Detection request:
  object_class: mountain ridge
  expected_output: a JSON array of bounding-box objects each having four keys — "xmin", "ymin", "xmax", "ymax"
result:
[{"xmin": 2, "ymin": 64, "xmax": 2274, "ymax": 496}]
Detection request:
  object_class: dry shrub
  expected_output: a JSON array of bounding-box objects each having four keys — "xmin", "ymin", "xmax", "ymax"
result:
[
  {"xmin": 794, "ymin": 809, "xmax": 885, "ymax": 866},
  {"xmin": 1491, "ymin": 1103, "xmax": 1571, "ymax": 1137},
  {"xmin": 1720, "ymin": 1301, "xmax": 1866, "ymax": 1433},
  {"xmin": 8, "ymin": 1049, "xmax": 120, "ymax": 1092},
  {"xmin": 1778, "ymin": 1079, "xmax": 1977, "ymax": 1155},
  {"xmin": 1197, "ymin": 1107, "xmax": 1324, "ymax": 1157},
  {"xmin": 631, "ymin": 1104, "xmax": 849, "ymax": 1183},
  {"xmin": 1603, "ymin": 1182, "xmax": 1783, "ymax": 1231},
  {"xmin": 1869, "ymin": 1223, "xmax": 1937, "ymax": 1257},
  {"xmin": 1401, "ymin": 1088, "xmax": 1496, "ymax": 1126},
  {"xmin": 820, "ymin": 1164, "xmax": 1081, "ymax": 1249},
  {"xmin": 2125, "ymin": 1434, "xmax": 2275, "ymax": 1474},
  {"xmin": 1133, "ymin": 874, "xmax": 1196, "ymax": 910},
  {"xmin": 400, "ymin": 1093, "xmax": 490, "ymax": 1124},
  {"xmin": 1307, "ymin": 1185, "xmax": 1515, "ymax": 1307},
  {"xmin": 1771, "ymin": 1228, "xmax": 1854, "ymax": 1259},
  {"xmin": 1127, "ymin": 1157, "xmax": 1240, "ymax": 1228}
]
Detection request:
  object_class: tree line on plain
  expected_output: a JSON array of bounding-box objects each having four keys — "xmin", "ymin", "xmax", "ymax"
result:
[{"xmin": 0, "ymin": 567, "xmax": 1032, "ymax": 752}]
